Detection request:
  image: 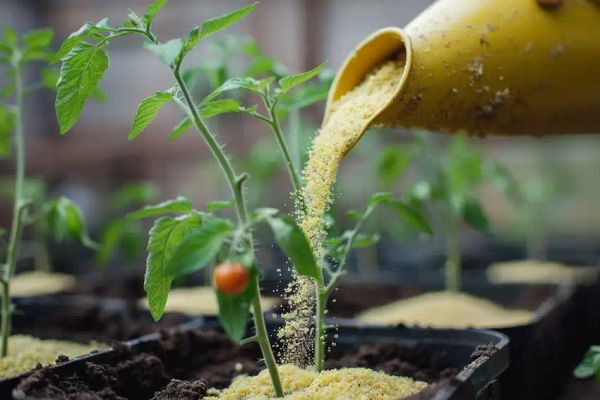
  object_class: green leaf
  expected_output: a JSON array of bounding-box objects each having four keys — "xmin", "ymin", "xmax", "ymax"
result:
[
  {"xmin": 2, "ymin": 28, "xmax": 17, "ymax": 49},
  {"xmin": 463, "ymin": 201, "xmax": 491, "ymax": 233},
  {"xmin": 367, "ymin": 192, "xmax": 432, "ymax": 235},
  {"xmin": 203, "ymin": 77, "xmax": 265, "ymax": 103},
  {"xmin": 167, "ymin": 218, "xmax": 233, "ymax": 278},
  {"xmin": 24, "ymin": 29, "xmax": 53, "ymax": 49},
  {"xmin": 52, "ymin": 22, "xmax": 97, "ymax": 63},
  {"xmin": 352, "ymin": 233, "xmax": 381, "ymax": 248},
  {"xmin": 129, "ymin": 90, "xmax": 174, "ymax": 140},
  {"xmin": 574, "ymin": 346, "xmax": 600, "ymax": 379},
  {"xmin": 56, "ymin": 43, "xmax": 109, "ymax": 134},
  {"xmin": 168, "ymin": 118, "xmax": 193, "ymax": 140},
  {"xmin": 278, "ymin": 62, "xmax": 327, "ymax": 94},
  {"xmin": 206, "ymin": 199, "xmax": 235, "ymax": 212},
  {"xmin": 96, "ymin": 219, "xmax": 125, "ymax": 266},
  {"xmin": 0, "ymin": 106, "xmax": 14, "ymax": 157},
  {"xmin": 264, "ymin": 215, "xmax": 321, "ymax": 283},
  {"xmin": 109, "ymin": 182, "xmax": 159, "ymax": 211},
  {"xmin": 45, "ymin": 196, "xmax": 97, "ymax": 249},
  {"xmin": 378, "ymin": 146, "xmax": 410, "ymax": 184},
  {"xmin": 144, "ymin": 38, "xmax": 183, "ymax": 66},
  {"xmin": 127, "ymin": 9, "xmax": 144, "ymax": 28},
  {"xmin": 200, "ymin": 99, "xmax": 250, "ymax": 119},
  {"xmin": 388, "ymin": 201, "xmax": 433, "ymax": 235},
  {"xmin": 144, "ymin": 0, "xmax": 168, "ymax": 23},
  {"xmin": 200, "ymin": 2, "xmax": 257, "ymax": 39},
  {"xmin": 128, "ymin": 196, "xmax": 193, "ymax": 219},
  {"xmin": 145, "ymin": 214, "xmax": 202, "ymax": 320}
]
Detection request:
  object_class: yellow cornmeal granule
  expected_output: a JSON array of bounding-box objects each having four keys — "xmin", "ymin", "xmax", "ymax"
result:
[
  {"xmin": 5, "ymin": 271, "xmax": 75, "ymax": 297},
  {"xmin": 278, "ymin": 58, "xmax": 406, "ymax": 366},
  {"xmin": 276, "ymin": 277, "xmax": 315, "ymax": 366},
  {"xmin": 0, "ymin": 335, "xmax": 101, "ymax": 378},
  {"xmin": 139, "ymin": 287, "xmax": 278, "ymax": 315},
  {"xmin": 205, "ymin": 364, "xmax": 426, "ymax": 400},
  {"xmin": 357, "ymin": 291, "xmax": 534, "ymax": 329},
  {"xmin": 488, "ymin": 259, "xmax": 600, "ymax": 285}
]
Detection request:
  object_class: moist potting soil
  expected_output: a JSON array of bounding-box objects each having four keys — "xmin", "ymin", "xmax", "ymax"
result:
[{"xmin": 12, "ymin": 325, "xmax": 459, "ymax": 400}]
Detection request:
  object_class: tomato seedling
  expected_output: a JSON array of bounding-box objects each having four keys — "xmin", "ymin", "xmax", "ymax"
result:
[{"xmin": 0, "ymin": 27, "xmax": 95, "ymax": 357}]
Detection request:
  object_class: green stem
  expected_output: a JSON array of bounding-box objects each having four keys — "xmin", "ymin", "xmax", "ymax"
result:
[
  {"xmin": 445, "ymin": 213, "xmax": 461, "ymax": 292},
  {"xmin": 1, "ymin": 60, "xmax": 26, "ymax": 357},
  {"xmin": 314, "ymin": 285, "xmax": 326, "ymax": 372},
  {"xmin": 265, "ymin": 98, "xmax": 301, "ymax": 193},
  {"xmin": 173, "ymin": 68, "xmax": 283, "ymax": 398}
]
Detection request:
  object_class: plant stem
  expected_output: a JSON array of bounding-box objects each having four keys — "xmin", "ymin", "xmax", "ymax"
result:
[
  {"xmin": 1, "ymin": 59, "xmax": 26, "ymax": 357},
  {"xmin": 314, "ymin": 285, "xmax": 326, "ymax": 372},
  {"xmin": 445, "ymin": 212, "xmax": 461, "ymax": 292},
  {"xmin": 265, "ymin": 98, "xmax": 301, "ymax": 193},
  {"xmin": 173, "ymin": 68, "xmax": 283, "ymax": 397}
]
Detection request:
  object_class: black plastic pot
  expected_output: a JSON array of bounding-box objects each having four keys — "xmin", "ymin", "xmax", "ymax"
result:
[
  {"xmin": 7, "ymin": 317, "xmax": 508, "ymax": 400},
  {"xmin": 322, "ymin": 279, "xmax": 574, "ymax": 400}
]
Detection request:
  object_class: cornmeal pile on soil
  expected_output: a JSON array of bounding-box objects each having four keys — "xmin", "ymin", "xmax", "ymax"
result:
[
  {"xmin": 279, "ymin": 57, "xmax": 406, "ymax": 365},
  {"xmin": 357, "ymin": 291, "xmax": 534, "ymax": 329},
  {"xmin": 0, "ymin": 335, "xmax": 100, "ymax": 378},
  {"xmin": 205, "ymin": 364, "xmax": 426, "ymax": 400},
  {"xmin": 7, "ymin": 271, "xmax": 74, "ymax": 297},
  {"xmin": 488, "ymin": 259, "xmax": 599, "ymax": 285},
  {"xmin": 139, "ymin": 287, "xmax": 277, "ymax": 315}
]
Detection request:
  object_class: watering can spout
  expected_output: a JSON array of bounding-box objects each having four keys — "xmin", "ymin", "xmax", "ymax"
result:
[{"xmin": 325, "ymin": 0, "xmax": 600, "ymax": 139}]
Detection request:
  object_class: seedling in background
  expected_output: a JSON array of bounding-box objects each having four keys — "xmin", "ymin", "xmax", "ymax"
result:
[
  {"xmin": 96, "ymin": 182, "xmax": 160, "ymax": 267},
  {"xmin": 381, "ymin": 132, "xmax": 518, "ymax": 292},
  {"xmin": 0, "ymin": 28, "xmax": 95, "ymax": 357},
  {"xmin": 53, "ymin": 1, "xmax": 341, "ymax": 395},
  {"xmin": 575, "ymin": 346, "xmax": 600, "ymax": 383}
]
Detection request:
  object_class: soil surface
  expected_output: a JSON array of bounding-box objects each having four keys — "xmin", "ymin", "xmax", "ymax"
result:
[
  {"xmin": 13, "ymin": 298, "xmax": 190, "ymax": 344},
  {"xmin": 15, "ymin": 328, "xmax": 457, "ymax": 400}
]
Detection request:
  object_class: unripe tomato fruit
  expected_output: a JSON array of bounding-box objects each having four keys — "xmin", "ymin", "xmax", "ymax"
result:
[{"xmin": 214, "ymin": 262, "xmax": 249, "ymax": 295}]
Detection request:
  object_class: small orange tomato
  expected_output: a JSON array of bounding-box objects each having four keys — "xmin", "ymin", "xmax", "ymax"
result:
[{"xmin": 214, "ymin": 262, "xmax": 249, "ymax": 295}]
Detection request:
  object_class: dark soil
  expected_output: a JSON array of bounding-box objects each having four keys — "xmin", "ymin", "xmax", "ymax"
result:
[
  {"xmin": 15, "ymin": 328, "xmax": 457, "ymax": 400},
  {"xmin": 13, "ymin": 297, "xmax": 190, "ymax": 344},
  {"xmin": 69, "ymin": 268, "xmax": 146, "ymax": 302}
]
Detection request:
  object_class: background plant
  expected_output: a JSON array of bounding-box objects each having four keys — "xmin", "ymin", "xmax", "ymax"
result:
[
  {"xmin": 379, "ymin": 132, "xmax": 518, "ymax": 292},
  {"xmin": 0, "ymin": 27, "xmax": 94, "ymax": 357}
]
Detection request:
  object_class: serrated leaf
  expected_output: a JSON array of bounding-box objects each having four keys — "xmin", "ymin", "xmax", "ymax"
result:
[
  {"xmin": 168, "ymin": 118, "xmax": 193, "ymax": 140},
  {"xmin": 264, "ymin": 215, "xmax": 321, "ymax": 283},
  {"xmin": 128, "ymin": 196, "xmax": 192, "ymax": 219},
  {"xmin": 574, "ymin": 346, "xmax": 600, "ymax": 379},
  {"xmin": 0, "ymin": 106, "xmax": 14, "ymax": 157},
  {"xmin": 24, "ymin": 29, "xmax": 53, "ymax": 49},
  {"xmin": 167, "ymin": 218, "xmax": 233, "ymax": 278},
  {"xmin": 128, "ymin": 90, "xmax": 174, "ymax": 140},
  {"xmin": 145, "ymin": 214, "xmax": 202, "ymax": 320},
  {"xmin": 279, "ymin": 62, "xmax": 327, "ymax": 94},
  {"xmin": 52, "ymin": 22, "xmax": 95, "ymax": 63},
  {"xmin": 56, "ymin": 43, "xmax": 109, "ymax": 133},
  {"xmin": 367, "ymin": 192, "xmax": 394, "ymax": 207},
  {"xmin": 217, "ymin": 261, "xmax": 256, "ymax": 341},
  {"xmin": 203, "ymin": 76, "xmax": 263, "ymax": 103},
  {"xmin": 206, "ymin": 199, "xmax": 235, "ymax": 212},
  {"xmin": 200, "ymin": 99, "xmax": 248, "ymax": 119},
  {"xmin": 201, "ymin": 2, "xmax": 257, "ymax": 39},
  {"xmin": 144, "ymin": 38, "xmax": 182, "ymax": 66},
  {"xmin": 463, "ymin": 201, "xmax": 491, "ymax": 233}
]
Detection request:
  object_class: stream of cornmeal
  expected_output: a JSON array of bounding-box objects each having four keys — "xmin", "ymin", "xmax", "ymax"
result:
[{"xmin": 277, "ymin": 57, "xmax": 406, "ymax": 366}]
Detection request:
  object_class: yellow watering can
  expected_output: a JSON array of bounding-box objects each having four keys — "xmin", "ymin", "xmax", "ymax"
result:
[{"xmin": 325, "ymin": 0, "xmax": 600, "ymax": 144}]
